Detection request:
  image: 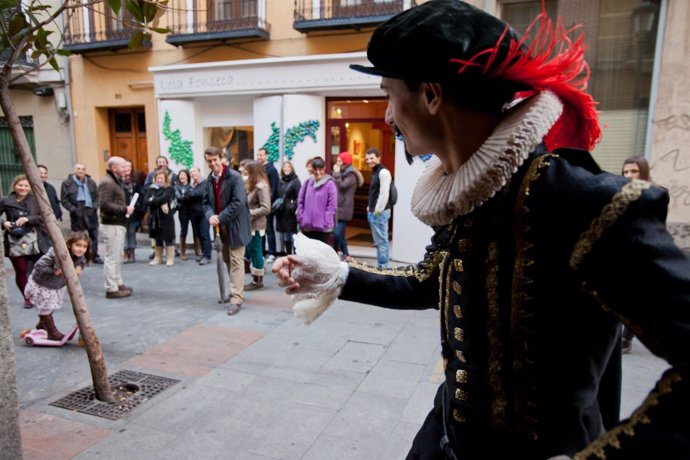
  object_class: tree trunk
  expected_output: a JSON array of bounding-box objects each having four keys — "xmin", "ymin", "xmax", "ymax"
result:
[
  {"xmin": 0, "ymin": 243, "xmax": 23, "ymax": 458},
  {"xmin": 0, "ymin": 81, "xmax": 114, "ymax": 403}
]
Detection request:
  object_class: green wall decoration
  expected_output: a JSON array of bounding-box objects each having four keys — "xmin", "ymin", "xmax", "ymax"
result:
[
  {"xmin": 284, "ymin": 120, "xmax": 320, "ymax": 160},
  {"xmin": 263, "ymin": 122, "xmax": 281, "ymax": 163},
  {"xmin": 261, "ymin": 119, "xmax": 320, "ymax": 163},
  {"xmin": 162, "ymin": 110, "xmax": 194, "ymax": 170}
]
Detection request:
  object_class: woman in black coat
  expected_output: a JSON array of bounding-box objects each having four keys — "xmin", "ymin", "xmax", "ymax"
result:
[
  {"xmin": 174, "ymin": 169, "xmax": 192, "ymax": 260},
  {"xmin": 144, "ymin": 170, "xmax": 176, "ymax": 266},
  {"xmin": 275, "ymin": 161, "xmax": 301, "ymax": 254},
  {"xmin": 1, "ymin": 175, "xmax": 49, "ymax": 308}
]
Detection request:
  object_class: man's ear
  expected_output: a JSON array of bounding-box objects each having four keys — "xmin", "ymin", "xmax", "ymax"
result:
[{"xmin": 421, "ymin": 82, "xmax": 443, "ymax": 115}]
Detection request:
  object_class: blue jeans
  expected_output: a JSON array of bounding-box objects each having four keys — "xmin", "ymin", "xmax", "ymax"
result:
[
  {"xmin": 368, "ymin": 209, "xmax": 391, "ymax": 268},
  {"xmin": 333, "ymin": 220, "xmax": 349, "ymax": 257}
]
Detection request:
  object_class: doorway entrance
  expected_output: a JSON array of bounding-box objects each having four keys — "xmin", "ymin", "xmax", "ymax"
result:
[
  {"xmin": 325, "ymin": 98, "xmax": 395, "ymax": 242},
  {"xmin": 108, "ymin": 107, "xmax": 148, "ymax": 173}
]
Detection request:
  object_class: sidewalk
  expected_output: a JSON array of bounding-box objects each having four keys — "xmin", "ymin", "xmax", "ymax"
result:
[{"xmin": 6, "ymin": 246, "xmax": 667, "ymax": 460}]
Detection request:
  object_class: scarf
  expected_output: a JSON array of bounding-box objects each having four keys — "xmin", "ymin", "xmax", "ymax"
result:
[{"xmin": 72, "ymin": 176, "xmax": 93, "ymax": 208}]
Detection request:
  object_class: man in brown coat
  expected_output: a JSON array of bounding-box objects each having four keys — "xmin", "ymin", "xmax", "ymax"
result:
[{"xmin": 98, "ymin": 156, "xmax": 134, "ymax": 299}]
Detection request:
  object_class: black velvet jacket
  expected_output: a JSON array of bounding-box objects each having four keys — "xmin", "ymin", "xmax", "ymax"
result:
[{"xmin": 340, "ymin": 147, "xmax": 690, "ymax": 459}]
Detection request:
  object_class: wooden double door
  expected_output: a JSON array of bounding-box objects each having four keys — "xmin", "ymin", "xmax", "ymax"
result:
[{"xmin": 109, "ymin": 108, "xmax": 148, "ymax": 174}]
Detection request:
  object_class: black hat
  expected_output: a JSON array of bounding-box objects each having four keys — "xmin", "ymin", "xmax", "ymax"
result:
[{"xmin": 350, "ymin": 0, "xmax": 522, "ymax": 83}]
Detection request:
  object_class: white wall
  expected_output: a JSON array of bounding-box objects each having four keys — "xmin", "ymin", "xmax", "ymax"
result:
[
  {"xmin": 282, "ymin": 94, "xmax": 325, "ymax": 181},
  {"xmin": 391, "ymin": 141, "xmax": 433, "ymax": 264},
  {"xmin": 158, "ymin": 99, "xmax": 199, "ymax": 171}
]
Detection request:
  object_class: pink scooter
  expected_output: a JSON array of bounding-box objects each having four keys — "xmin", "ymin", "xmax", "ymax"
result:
[{"xmin": 20, "ymin": 324, "xmax": 79, "ymax": 347}]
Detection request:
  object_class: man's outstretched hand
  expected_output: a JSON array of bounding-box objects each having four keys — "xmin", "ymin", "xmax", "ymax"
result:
[{"xmin": 272, "ymin": 255, "xmax": 301, "ymax": 293}]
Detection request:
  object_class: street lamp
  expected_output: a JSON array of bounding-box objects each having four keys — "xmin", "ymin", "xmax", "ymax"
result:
[{"xmin": 632, "ymin": 0, "xmax": 659, "ymax": 41}]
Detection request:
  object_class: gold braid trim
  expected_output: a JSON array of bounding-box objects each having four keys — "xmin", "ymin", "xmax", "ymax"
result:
[
  {"xmin": 573, "ymin": 372, "xmax": 682, "ymax": 460},
  {"xmin": 511, "ymin": 154, "xmax": 553, "ymax": 440},
  {"xmin": 570, "ymin": 180, "xmax": 651, "ymax": 270},
  {"xmin": 486, "ymin": 241, "xmax": 507, "ymax": 430},
  {"xmin": 349, "ymin": 250, "xmax": 449, "ymax": 282}
]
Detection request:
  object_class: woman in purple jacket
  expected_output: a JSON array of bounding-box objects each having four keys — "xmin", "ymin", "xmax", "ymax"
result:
[{"xmin": 297, "ymin": 157, "xmax": 337, "ymax": 244}]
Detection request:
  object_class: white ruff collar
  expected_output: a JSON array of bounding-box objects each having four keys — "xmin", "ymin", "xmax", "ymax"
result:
[{"xmin": 411, "ymin": 91, "xmax": 563, "ymax": 226}]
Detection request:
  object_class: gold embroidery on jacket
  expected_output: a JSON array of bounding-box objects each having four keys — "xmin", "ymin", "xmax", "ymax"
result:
[
  {"xmin": 456, "ymin": 350, "xmax": 467, "ymax": 363},
  {"xmin": 455, "ymin": 388, "xmax": 468, "ymax": 401},
  {"xmin": 573, "ymin": 372, "xmax": 681, "ymax": 460},
  {"xmin": 454, "ymin": 327, "xmax": 465, "ymax": 342},
  {"xmin": 443, "ymin": 253, "xmax": 453, "ymax": 346},
  {"xmin": 453, "ymin": 305, "xmax": 463, "ymax": 319},
  {"xmin": 456, "ymin": 369, "xmax": 468, "ymax": 384},
  {"xmin": 486, "ymin": 241, "xmax": 507, "ymax": 430},
  {"xmin": 570, "ymin": 180, "xmax": 651, "ymax": 270},
  {"xmin": 453, "ymin": 259, "xmax": 464, "ymax": 272},
  {"xmin": 511, "ymin": 154, "xmax": 552, "ymax": 441},
  {"xmin": 349, "ymin": 250, "xmax": 449, "ymax": 282},
  {"xmin": 458, "ymin": 239, "xmax": 472, "ymax": 252},
  {"xmin": 452, "ymin": 280, "xmax": 462, "ymax": 295},
  {"xmin": 453, "ymin": 409, "xmax": 466, "ymax": 423}
]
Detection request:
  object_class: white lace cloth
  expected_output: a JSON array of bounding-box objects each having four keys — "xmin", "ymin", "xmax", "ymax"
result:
[{"xmin": 291, "ymin": 233, "xmax": 349, "ymax": 324}]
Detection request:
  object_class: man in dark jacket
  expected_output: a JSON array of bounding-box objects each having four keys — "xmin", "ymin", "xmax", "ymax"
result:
[
  {"xmin": 38, "ymin": 165, "xmax": 62, "ymax": 222},
  {"xmin": 61, "ymin": 163, "xmax": 103, "ymax": 263},
  {"xmin": 202, "ymin": 147, "xmax": 251, "ymax": 315},
  {"xmin": 98, "ymin": 156, "xmax": 134, "ymax": 299},
  {"xmin": 257, "ymin": 147, "xmax": 279, "ymax": 262},
  {"xmin": 274, "ymin": 2, "xmax": 690, "ymax": 459}
]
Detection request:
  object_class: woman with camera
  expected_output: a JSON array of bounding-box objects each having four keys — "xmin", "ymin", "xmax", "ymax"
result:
[{"xmin": 1, "ymin": 175, "xmax": 49, "ymax": 308}]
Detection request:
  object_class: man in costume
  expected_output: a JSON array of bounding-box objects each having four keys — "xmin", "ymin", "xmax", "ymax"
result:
[{"xmin": 273, "ymin": 1, "xmax": 690, "ymax": 459}]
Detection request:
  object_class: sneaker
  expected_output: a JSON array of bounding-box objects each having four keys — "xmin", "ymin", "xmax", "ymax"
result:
[
  {"xmin": 105, "ymin": 289, "xmax": 131, "ymax": 299},
  {"xmin": 118, "ymin": 285, "xmax": 133, "ymax": 294},
  {"xmin": 92, "ymin": 256, "xmax": 104, "ymax": 264},
  {"xmin": 265, "ymin": 255, "xmax": 276, "ymax": 264},
  {"xmin": 198, "ymin": 257, "xmax": 211, "ymax": 266},
  {"xmin": 227, "ymin": 303, "xmax": 241, "ymax": 315}
]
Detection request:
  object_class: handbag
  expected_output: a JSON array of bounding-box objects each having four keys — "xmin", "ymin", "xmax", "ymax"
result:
[
  {"xmin": 8, "ymin": 228, "xmax": 40, "ymax": 257},
  {"xmin": 271, "ymin": 197, "xmax": 285, "ymax": 213}
]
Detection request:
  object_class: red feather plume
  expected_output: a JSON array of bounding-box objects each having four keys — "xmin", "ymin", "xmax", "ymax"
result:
[{"xmin": 449, "ymin": 8, "xmax": 601, "ymax": 152}]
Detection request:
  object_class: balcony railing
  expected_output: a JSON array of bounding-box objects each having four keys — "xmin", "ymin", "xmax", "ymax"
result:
[
  {"xmin": 63, "ymin": 1, "xmax": 143, "ymax": 54},
  {"xmin": 166, "ymin": 0, "xmax": 269, "ymax": 46},
  {"xmin": 294, "ymin": 0, "xmax": 414, "ymax": 32}
]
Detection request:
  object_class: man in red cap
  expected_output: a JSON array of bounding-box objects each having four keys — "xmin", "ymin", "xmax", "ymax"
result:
[{"xmin": 274, "ymin": 1, "xmax": 690, "ymax": 458}]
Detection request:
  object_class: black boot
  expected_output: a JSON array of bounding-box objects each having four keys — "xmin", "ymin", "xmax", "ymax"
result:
[{"xmin": 285, "ymin": 241, "xmax": 294, "ymax": 255}]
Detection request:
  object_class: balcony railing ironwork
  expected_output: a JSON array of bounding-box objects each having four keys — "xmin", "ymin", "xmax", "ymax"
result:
[
  {"xmin": 166, "ymin": 0, "xmax": 269, "ymax": 46},
  {"xmin": 294, "ymin": 0, "xmax": 414, "ymax": 32},
  {"xmin": 63, "ymin": 0, "xmax": 140, "ymax": 54}
]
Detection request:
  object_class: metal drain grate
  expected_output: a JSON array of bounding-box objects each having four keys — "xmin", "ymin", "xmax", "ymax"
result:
[{"xmin": 50, "ymin": 370, "xmax": 180, "ymax": 420}]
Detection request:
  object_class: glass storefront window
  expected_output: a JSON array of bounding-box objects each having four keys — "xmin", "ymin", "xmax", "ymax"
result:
[{"xmin": 500, "ymin": 0, "xmax": 661, "ymax": 172}]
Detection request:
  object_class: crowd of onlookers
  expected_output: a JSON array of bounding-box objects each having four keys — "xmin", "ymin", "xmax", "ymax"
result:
[{"xmin": 0, "ymin": 146, "xmax": 395, "ymax": 318}]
